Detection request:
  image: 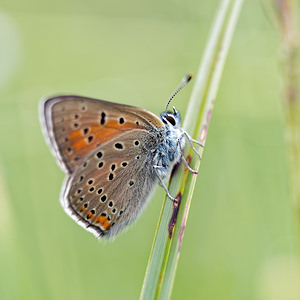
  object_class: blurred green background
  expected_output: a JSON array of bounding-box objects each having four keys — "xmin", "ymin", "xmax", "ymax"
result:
[{"xmin": 1, "ymin": 1, "xmax": 300, "ymax": 299}]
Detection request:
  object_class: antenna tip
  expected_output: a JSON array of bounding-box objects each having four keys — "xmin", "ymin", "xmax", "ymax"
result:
[{"xmin": 187, "ymin": 73, "xmax": 193, "ymax": 82}]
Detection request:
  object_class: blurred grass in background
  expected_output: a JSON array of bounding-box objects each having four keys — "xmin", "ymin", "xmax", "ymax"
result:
[{"xmin": 0, "ymin": 1, "xmax": 299, "ymax": 299}]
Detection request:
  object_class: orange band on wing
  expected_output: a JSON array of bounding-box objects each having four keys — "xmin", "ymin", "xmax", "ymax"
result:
[
  {"xmin": 80, "ymin": 205, "xmax": 87, "ymax": 213},
  {"xmin": 86, "ymin": 211, "xmax": 95, "ymax": 219},
  {"xmin": 95, "ymin": 216, "xmax": 110, "ymax": 230},
  {"xmin": 65, "ymin": 120, "xmax": 144, "ymax": 159}
]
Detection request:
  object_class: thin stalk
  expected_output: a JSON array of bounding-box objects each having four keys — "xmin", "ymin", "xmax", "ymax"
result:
[
  {"xmin": 263, "ymin": 0, "xmax": 300, "ymax": 216},
  {"xmin": 140, "ymin": 1, "xmax": 244, "ymax": 299},
  {"xmin": 278, "ymin": 0, "xmax": 300, "ymax": 216},
  {"xmin": 160, "ymin": 2, "xmax": 243, "ymax": 298}
]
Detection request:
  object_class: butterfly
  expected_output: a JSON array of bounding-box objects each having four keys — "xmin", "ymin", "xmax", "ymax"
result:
[{"xmin": 40, "ymin": 74, "xmax": 202, "ymax": 239}]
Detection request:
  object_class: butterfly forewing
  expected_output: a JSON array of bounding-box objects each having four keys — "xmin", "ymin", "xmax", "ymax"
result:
[
  {"xmin": 62, "ymin": 129, "xmax": 159, "ymax": 238},
  {"xmin": 42, "ymin": 96, "xmax": 164, "ymax": 174}
]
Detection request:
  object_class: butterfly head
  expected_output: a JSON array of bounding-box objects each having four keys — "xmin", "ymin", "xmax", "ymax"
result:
[{"xmin": 160, "ymin": 106, "xmax": 181, "ymax": 128}]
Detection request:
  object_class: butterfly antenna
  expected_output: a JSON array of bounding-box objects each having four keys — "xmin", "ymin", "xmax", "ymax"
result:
[{"xmin": 165, "ymin": 73, "xmax": 193, "ymax": 113}]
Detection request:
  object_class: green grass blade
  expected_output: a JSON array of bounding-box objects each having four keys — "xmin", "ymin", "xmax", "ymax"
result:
[
  {"xmin": 160, "ymin": 1, "xmax": 244, "ymax": 299},
  {"xmin": 275, "ymin": 0, "xmax": 300, "ymax": 214},
  {"xmin": 262, "ymin": 0, "xmax": 300, "ymax": 217},
  {"xmin": 139, "ymin": 1, "xmax": 244, "ymax": 300}
]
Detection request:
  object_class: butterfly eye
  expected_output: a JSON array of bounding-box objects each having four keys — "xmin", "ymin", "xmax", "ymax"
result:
[{"xmin": 166, "ymin": 115, "xmax": 176, "ymax": 126}]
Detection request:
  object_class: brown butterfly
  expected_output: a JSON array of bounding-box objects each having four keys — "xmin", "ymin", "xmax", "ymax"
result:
[{"xmin": 40, "ymin": 74, "xmax": 202, "ymax": 239}]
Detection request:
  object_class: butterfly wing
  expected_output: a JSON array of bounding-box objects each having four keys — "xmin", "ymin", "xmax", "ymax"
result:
[
  {"xmin": 41, "ymin": 95, "xmax": 164, "ymax": 174},
  {"xmin": 61, "ymin": 129, "xmax": 159, "ymax": 238}
]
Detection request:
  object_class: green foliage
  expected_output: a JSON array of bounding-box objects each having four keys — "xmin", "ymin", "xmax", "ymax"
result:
[{"xmin": 0, "ymin": 1, "xmax": 299, "ymax": 300}]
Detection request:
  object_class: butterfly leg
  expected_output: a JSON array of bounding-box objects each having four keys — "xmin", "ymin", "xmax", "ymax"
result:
[
  {"xmin": 180, "ymin": 130, "xmax": 203, "ymax": 159},
  {"xmin": 182, "ymin": 130, "xmax": 205, "ymax": 148},
  {"xmin": 181, "ymin": 155, "xmax": 198, "ymax": 174},
  {"xmin": 176, "ymin": 140, "xmax": 198, "ymax": 174},
  {"xmin": 153, "ymin": 166, "xmax": 177, "ymax": 202}
]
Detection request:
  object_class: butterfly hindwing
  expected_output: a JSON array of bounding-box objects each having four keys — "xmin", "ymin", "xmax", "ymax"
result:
[
  {"xmin": 61, "ymin": 129, "xmax": 159, "ymax": 238},
  {"xmin": 42, "ymin": 95, "xmax": 164, "ymax": 174}
]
